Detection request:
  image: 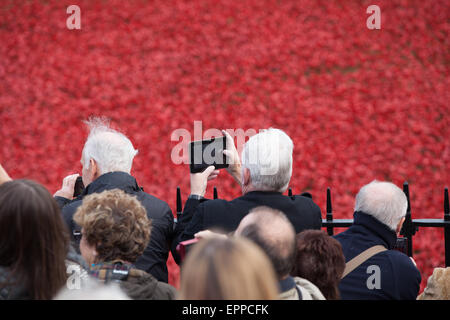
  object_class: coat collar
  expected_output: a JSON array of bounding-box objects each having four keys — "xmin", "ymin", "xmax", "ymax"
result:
[
  {"xmin": 82, "ymin": 172, "xmax": 141, "ymax": 196},
  {"xmin": 243, "ymin": 190, "xmax": 283, "ymax": 198},
  {"xmin": 352, "ymin": 211, "xmax": 397, "ymax": 249}
]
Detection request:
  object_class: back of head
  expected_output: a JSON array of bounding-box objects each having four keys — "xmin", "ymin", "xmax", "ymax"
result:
[
  {"xmin": 73, "ymin": 189, "xmax": 151, "ymax": 263},
  {"xmin": 242, "ymin": 128, "xmax": 293, "ymax": 193},
  {"xmin": 355, "ymin": 180, "xmax": 407, "ymax": 231},
  {"xmin": 179, "ymin": 237, "xmax": 278, "ymax": 300},
  {"xmin": 82, "ymin": 117, "xmax": 138, "ymax": 175},
  {"xmin": 0, "ymin": 180, "xmax": 69, "ymax": 299},
  {"xmin": 293, "ymin": 230, "xmax": 345, "ymax": 300},
  {"xmin": 235, "ymin": 206, "xmax": 296, "ymax": 280}
]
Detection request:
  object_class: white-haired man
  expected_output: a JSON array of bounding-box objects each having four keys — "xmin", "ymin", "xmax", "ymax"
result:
[
  {"xmin": 334, "ymin": 180, "xmax": 421, "ymax": 299},
  {"xmin": 54, "ymin": 119, "xmax": 174, "ymax": 283},
  {"xmin": 172, "ymin": 128, "xmax": 322, "ymax": 263}
]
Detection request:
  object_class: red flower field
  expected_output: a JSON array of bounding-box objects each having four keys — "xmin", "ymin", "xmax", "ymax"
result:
[{"xmin": 0, "ymin": 0, "xmax": 448, "ymax": 292}]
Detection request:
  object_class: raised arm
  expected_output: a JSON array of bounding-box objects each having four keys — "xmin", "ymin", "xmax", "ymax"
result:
[{"xmin": 222, "ymin": 130, "xmax": 242, "ymax": 186}]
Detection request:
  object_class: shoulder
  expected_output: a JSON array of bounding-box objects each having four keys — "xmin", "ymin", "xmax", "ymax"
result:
[
  {"xmin": 376, "ymin": 250, "xmax": 421, "ymax": 289},
  {"xmin": 384, "ymin": 250, "xmax": 419, "ymax": 272},
  {"xmin": 61, "ymin": 199, "xmax": 82, "ymax": 218},
  {"xmin": 292, "ymin": 195, "xmax": 321, "ymax": 214},
  {"xmin": 155, "ymin": 281, "xmax": 177, "ymax": 299},
  {"xmin": 125, "ymin": 269, "xmax": 176, "ymax": 300},
  {"xmin": 136, "ymin": 191, "xmax": 173, "ymax": 218},
  {"xmin": 62, "ymin": 198, "xmax": 82, "ymax": 211}
]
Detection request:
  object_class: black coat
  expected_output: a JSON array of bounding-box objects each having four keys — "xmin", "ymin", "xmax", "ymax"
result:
[
  {"xmin": 172, "ymin": 190, "xmax": 322, "ymax": 263},
  {"xmin": 55, "ymin": 172, "xmax": 174, "ymax": 283},
  {"xmin": 334, "ymin": 212, "xmax": 421, "ymax": 300}
]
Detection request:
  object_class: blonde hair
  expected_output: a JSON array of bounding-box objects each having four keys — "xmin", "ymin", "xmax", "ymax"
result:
[{"xmin": 179, "ymin": 237, "xmax": 278, "ymax": 300}]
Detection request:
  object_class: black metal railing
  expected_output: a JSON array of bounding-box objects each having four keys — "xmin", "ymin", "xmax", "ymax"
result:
[{"xmin": 176, "ymin": 182, "xmax": 450, "ymax": 266}]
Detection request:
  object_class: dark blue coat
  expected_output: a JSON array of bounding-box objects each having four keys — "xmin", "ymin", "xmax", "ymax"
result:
[
  {"xmin": 55, "ymin": 172, "xmax": 174, "ymax": 283},
  {"xmin": 334, "ymin": 211, "xmax": 421, "ymax": 300}
]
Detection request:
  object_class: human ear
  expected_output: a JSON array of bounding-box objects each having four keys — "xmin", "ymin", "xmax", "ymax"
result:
[
  {"xmin": 90, "ymin": 159, "xmax": 100, "ymax": 180},
  {"xmin": 396, "ymin": 217, "xmax": 406, "ymax": 236}
]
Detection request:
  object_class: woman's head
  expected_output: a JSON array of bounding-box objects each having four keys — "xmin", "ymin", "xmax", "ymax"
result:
[
  {"xmin": 293, "ymin": 230, "xmax": 345, "ymax": 300},
  {"xmin": 179, "ymin": 237, "xmax": 279, "ymax": 300},
  {"xmin": 73, "ymin": 189, "xmax": 151, "ymax": 265},
  {"xmin": 0, "ymin": 180, "xmax": 69, "ymax": 299}
]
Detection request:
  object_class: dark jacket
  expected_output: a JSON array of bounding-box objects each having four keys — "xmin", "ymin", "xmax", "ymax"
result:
[
  {"xmin": 172, "ymin": 191, "xmax": 322, "ymax": 263},
  {"xmin": 55, "ymin": 172, "xmax": 174, "ymax": 283},
  {"xmin": 89, "ymin": 260, "xmax": 176, "ymax": 300},
  {"xmin": 334, "ymin": 211, "xmax": 421, "ymax": 300},
  {"xmin": 0, "ymin": 267, "xmax": 29, "ymax": 300}
]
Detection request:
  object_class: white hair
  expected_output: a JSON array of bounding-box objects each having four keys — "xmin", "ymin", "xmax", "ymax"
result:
[
  {"xmin": 241, "ymin": 128, "xmax": 293, "ymax": 193},
  {"xmin": 354, "ymin": 180, "xmax": 408, "ymax": 231},
  {"xmin": 82, "ymin": 118, "xmax": 138, "ymax": 175}
]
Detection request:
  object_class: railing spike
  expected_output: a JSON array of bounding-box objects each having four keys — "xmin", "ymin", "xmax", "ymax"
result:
[
  {"xmin": 403, "ymin": 181, "xmax": 411, "ymax": 214},
  {"xmin": 444, "ymin": 187, "xmax": 449, "ymax": 218},
  {"xmin": 176, "ymin": 186, "xmax": 182, "ymax": 214},
  {"xmin": 326, "ymin": 187, "xmax": 334, "ymax": 236},
  {"xmin": 326, "ymin": 187, "xmax": 332, "ymax": 215}
]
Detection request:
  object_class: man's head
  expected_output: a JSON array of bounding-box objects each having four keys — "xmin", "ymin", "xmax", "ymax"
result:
[
  {"xmin": 235, "ymin": 206, "xmax": 296, "ymax": 280},
  {"xmin": 355, "ymin": 180, "xmax": 408, "ymax": 234},
  {"xmin": 241, "ymin": 128, "xmax": 293, "ymax": 194},
  {"xmin": 81, "ymin": 118, "xmax": 138, "ymax": 186}
]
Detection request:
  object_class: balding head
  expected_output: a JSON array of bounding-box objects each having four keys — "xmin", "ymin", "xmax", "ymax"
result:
[
  {"xmin": 355, "ymin": 180, "xmax": 408, "ymax": 232},
  {"xmin": 235, "ymin": 206, "xmax": 296, "ymax": 279}
]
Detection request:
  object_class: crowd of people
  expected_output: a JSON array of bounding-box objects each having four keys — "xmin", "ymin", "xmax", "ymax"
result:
[{"xmin": 0, "ymin": 119, "xmax": 447, "ymax": 300}]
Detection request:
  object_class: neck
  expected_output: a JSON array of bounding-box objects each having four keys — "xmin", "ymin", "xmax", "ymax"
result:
[
  {"xmin": 242, "ymin": 186, "xmax": 283, "ymax": 195},
  {"xmin": 242, "ymin": 184, "xmax": 258, "ymax": 195}
]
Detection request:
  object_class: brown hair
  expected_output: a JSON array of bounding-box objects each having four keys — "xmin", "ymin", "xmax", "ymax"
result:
[
  {"xmin": 292, "ymin": 230, "xmax": 346, "ymax": 300},
  {"xmin": 0, "ymin": 180, "xmax": 69, "ymax": 299},
  {"xmin": 73, "ymin": 189, "xmax": 151, "ymax": 263},
  {"xmin": 179, "ymin": 237, "xmax": 279, "ymax": 300}
]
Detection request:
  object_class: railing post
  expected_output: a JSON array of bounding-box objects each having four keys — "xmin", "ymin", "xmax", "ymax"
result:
[
  {"xmin": 213, "ymin": 186, "xmax": 218, "ymax": 199},
  {"xmin": 444, "ymin": 187, "xmax": 449, "ymax": 267},
  {"xmin": 326, "ymin": 187, "xmax": 333, "ymax": 236},
  {"xmin": 401, "ymin": 182, "xmax": 415, "ymax": 257},
  {"xmin": 176, "ymin": 186, "xmax": 182, "ymax": 214},
  {"xmin": 173, "ymin": 186, "xmax": 182, "ymax": 230}
]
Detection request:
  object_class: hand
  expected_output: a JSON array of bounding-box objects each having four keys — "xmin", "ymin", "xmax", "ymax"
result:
[
  {"xmin": 0, "ymin": 164, "xmax": 12, "ymax": 185},
  {"xmin": 222, "ymin": 130, "xmax": 242, "ymax": 185},
  {"xmin": 194, "ymin": 229, "xmax": 228, "ymax": 240},
  {"xmin": 190, "ymin": 166, "xmax": 219, "ymax": 197},
  {"xmin": 54, "ymin": 173, "xmax": 79, "ymax": 200}
]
